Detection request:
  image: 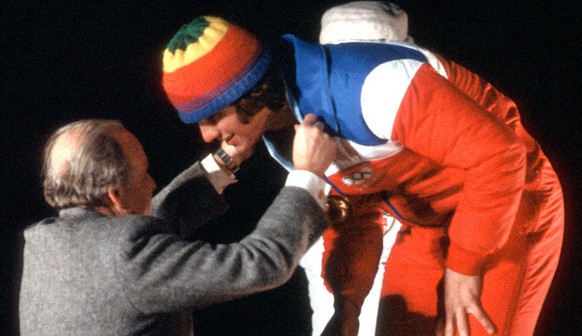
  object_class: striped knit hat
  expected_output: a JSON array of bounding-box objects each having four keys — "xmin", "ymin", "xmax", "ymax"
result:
[{"xmin": 162, "ymin": 16, "xmax": 271, "ymax": 124}]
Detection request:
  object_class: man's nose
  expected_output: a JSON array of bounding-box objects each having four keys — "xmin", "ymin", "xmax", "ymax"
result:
[
  {"xmin": 199, "ymin": 124, "xmax": 219, "ymax": 143},
  {"xmin": 149, "ymin": 174, "xmax": 157, "ymax": 191}
]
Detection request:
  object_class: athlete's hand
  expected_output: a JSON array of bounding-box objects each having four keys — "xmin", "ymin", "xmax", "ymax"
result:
[{"xmin": 436, "ymin": 268, "xmax": 496, "ymax": 336}]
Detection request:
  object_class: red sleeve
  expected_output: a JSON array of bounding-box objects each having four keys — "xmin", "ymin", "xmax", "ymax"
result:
[
  {"xmin": 436, "ymin": 54, "xmax": 522, "ymax": 130},
  {"xmin": 391, "ymin": 64, "xmax": 526, "ymax": 275}
]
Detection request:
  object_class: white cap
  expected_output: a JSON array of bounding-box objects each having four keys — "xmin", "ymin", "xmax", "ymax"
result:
[{"xmin": 319, "ymin": 1, "xmax": 412, "ymax": 44}]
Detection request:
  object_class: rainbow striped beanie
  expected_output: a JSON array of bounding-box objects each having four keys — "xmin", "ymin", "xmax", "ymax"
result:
[{"xmin": 162, "ymin": 16, "xmax": 272, "ymax": 124}]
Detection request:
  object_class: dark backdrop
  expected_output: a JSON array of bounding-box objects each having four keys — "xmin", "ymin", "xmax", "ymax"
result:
[{"xmin": 2, "ymin": 1, "xmax": 580, "ymax": 335}]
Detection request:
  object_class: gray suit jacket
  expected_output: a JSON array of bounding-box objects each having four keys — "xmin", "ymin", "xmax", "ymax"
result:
[{"xmin": 19, "ymin": 162, "xmax": 328, "ymax": 335}]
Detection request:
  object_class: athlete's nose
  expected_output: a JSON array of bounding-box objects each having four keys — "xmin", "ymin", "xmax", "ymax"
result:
[{"xmin": 199, "ymin": 123, "xmax": 219, "ymax": 143}]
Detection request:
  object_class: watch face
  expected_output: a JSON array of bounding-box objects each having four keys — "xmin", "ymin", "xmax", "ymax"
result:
[{"xmin": 324, "ymin": 195, "xmax": 352, "ymax": 223}]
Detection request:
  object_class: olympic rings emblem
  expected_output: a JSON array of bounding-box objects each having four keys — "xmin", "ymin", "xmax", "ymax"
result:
[{"xmin": 342, "ymin": 167, "xmax": 373, "ymax": 186}]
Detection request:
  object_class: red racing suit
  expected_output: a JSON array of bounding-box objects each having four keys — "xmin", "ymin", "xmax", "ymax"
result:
[{"xmin": 267, "ymin": 35, "xmax": 564, "ymax": 335}]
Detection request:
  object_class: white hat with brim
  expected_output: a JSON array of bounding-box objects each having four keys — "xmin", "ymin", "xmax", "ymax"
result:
[{"xmin": 319, "ymin": 1, "xmax": 412, "ymax": 44}]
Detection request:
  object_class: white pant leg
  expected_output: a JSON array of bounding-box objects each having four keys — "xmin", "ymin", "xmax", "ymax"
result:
[
  {"xmin": 300, "ymin": 237, "xmax": 335, "ymax": 335},
  {"xmin": 357, "ymin": 217, "xmax": 401, "ymax": 336}
]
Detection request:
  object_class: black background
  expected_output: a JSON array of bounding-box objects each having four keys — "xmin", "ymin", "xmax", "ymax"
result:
[{"xmin": 2, "ymin": 1, "xmax": 580, "ymax": 335}]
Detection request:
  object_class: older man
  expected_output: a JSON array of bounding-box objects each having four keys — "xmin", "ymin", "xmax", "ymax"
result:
[{"xmin": 19, "ymin": 117, "xmax": 335, "ymax": 335}]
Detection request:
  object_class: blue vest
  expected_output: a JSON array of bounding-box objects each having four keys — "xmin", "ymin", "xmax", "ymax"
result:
[{"xmin": 263, "ymin": 35, "xmax": 428, "ymax": 170}]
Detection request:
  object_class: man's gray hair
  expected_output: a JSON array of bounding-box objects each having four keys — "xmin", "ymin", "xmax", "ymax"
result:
[{"xmin": 42, "ymin": 119, "xmax": 130, "ymax": 210}]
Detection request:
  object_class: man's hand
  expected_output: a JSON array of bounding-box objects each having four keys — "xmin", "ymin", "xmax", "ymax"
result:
[
  {"xmin": 227, "ymin": 145, "xmax": 254, "ymax": 165},
  {"xmin": 436, "ymin": 268, "xmax": 496, "ymax": 336},
  {"xmin": 220, "ymin": 143, "xmax": 254, "ymax": 166},
  {"xmin": 292, "ymin": 114, "xmax": 336, "ymax": 176},
  {"xmin": 213, "ymin": 143, "xmax": 254, "ymax": 174}
]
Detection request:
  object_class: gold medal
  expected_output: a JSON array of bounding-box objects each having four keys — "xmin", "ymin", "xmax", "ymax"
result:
[{"xmin": 324, "ymin": 195, "xmax": 352, "ymax": 223}]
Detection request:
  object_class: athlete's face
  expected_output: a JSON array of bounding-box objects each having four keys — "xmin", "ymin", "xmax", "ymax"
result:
[{"xmin": 198, "ymin": 105, "xmax": 272, "ymax": 154}]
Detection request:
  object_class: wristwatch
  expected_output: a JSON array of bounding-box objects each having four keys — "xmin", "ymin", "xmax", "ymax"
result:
[{"xmin": 215, "ymin": 148, "xmax": 240, "ymax": 173}]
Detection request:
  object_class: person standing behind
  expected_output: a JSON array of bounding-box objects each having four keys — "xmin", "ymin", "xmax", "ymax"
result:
[{"xmin": 19, "ymin": 117, "xmax": 336, "ymax": 336}]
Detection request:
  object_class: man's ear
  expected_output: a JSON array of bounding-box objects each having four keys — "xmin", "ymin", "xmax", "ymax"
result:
[{"xmin": 103, "ymin": 185, "xmax": 126, "ymax": 216}]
